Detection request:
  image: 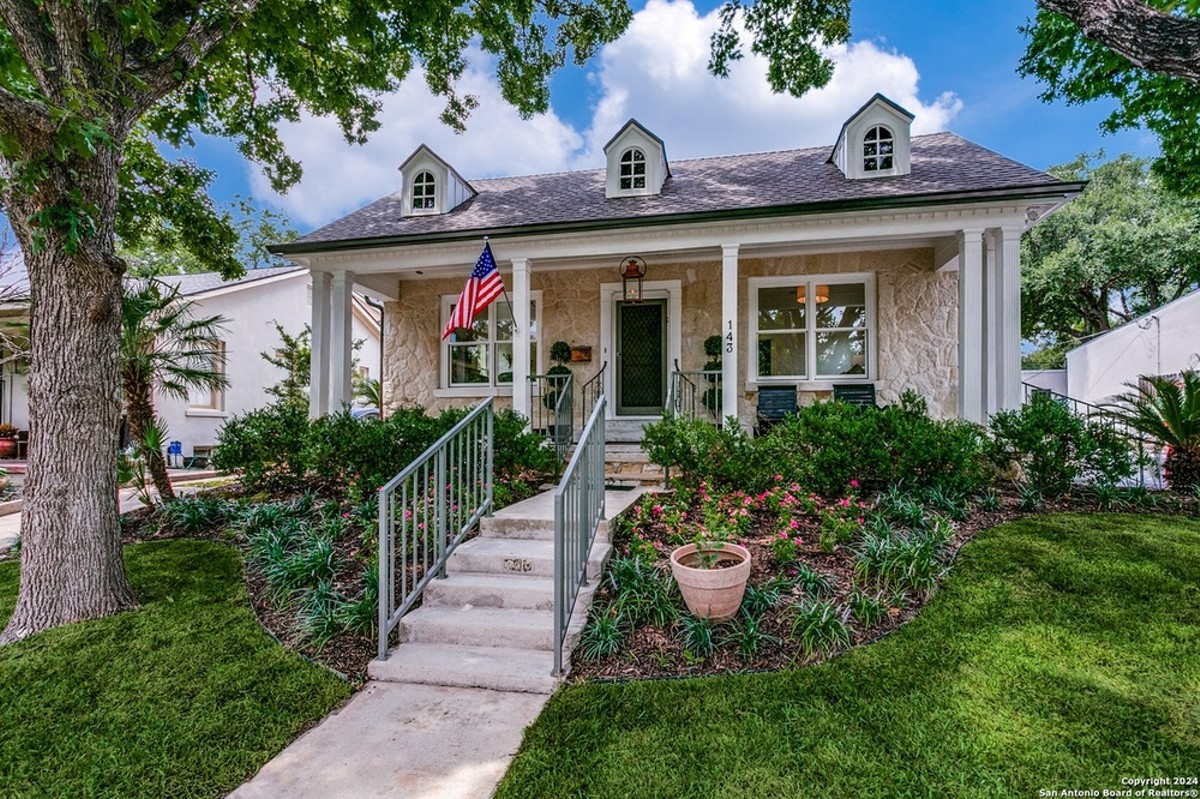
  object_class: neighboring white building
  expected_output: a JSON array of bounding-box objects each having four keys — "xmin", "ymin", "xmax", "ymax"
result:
[
  {"xmin": 1, "ymin": 266, "xmax": 382, "ymax": 460},
  {"xmin": 1020, "ymin": 368, "xmax": 1066, "ymax": 396},
  {"xmin": 1064, "ymin": 289, "xmax": 1200, "ymax": 407},
  {"xmin": 152, "ymin": 267, "xmax": 382, "ymax": 460}
]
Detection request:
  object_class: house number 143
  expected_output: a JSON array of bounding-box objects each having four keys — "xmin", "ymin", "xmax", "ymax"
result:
[{"xmin": 725, "ymin": 321, "xmax": 733, "ymax": 354}]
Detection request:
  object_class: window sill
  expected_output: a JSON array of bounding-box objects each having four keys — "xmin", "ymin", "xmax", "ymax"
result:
[
  {"xmin": 185, "ymin": 408, "xmax": 229, "ymax": 418},
  {"xmin": 433, "ymin": 386, "xmax": 514, "ymax": 399}
]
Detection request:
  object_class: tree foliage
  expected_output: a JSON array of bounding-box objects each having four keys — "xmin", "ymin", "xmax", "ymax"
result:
[
  {"xmin": 1021, "ymin": 1, "xmax": 1200, "ymax": 195},
  {"xmin": 1021, "ymin": 154, "xmax": 1200, "ymax": 365}
]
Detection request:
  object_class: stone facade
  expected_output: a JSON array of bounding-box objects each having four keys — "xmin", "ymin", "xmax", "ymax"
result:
[{"xmin": 382, "ymin": 247, "xmax": 959, "ymax": 422}]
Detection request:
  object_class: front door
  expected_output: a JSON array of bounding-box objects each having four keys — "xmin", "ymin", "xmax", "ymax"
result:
[{"xmin": 615, "ymin": 300, "xmax": 667, "ymax": 416}]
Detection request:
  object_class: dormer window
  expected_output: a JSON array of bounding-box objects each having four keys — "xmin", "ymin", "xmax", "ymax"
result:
[
  {"xmin": 412, "ymin": 171, "xmax": 437, "ymax": 210},
  {"xmin": 863, "ymin": 126, "xmax": 894, "ymax": 172},
  {"xmin": 619, "ymin": 148, "xmax": 647, "ymax": 191}
]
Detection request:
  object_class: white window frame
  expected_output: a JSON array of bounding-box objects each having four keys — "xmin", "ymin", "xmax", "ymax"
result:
[
  {"xmin": 862, "ymin": 125, "xmax": 896, "ymax": 175},
  {"xmin": 437, "ymin": 291, "xmax": 543, "ymax": 396},
  {"xmin": 185, "ymin": 340, "xmax": 227, "ymax": 416},
  {"xmin": 618, "ymin": 147, "xmax": 646, "ymax": 192},
  {"xmin": 747, "ymin": 273, "xmax": 876, "ymax": 388},
  {"xmin": 411, "ymin": 170, "xmax": 437, "ymax": 212}
]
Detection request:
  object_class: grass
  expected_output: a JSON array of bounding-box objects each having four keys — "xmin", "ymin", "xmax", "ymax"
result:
[
  {"xmin": 496, "ymin": 514, "xmax": 1200, "ymax": 798},
  {"xmin": 0, "ymin": 540, "xmax": 351, "ymax": 799}
]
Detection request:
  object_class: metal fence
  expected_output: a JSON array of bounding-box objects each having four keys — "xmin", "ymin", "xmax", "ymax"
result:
[
  {"xmin": 553, "ymin": 394, "xmax": 607, "ymax": 676},
  {"xmin": 1020, "ymin": 383, "xmax": 1163, "ymax": 488},
  {"xmin": 528, "ymin": 372, "xmax": 574, "ymax": 460},
  {"xmin": 377, "ymin": 399, "xmax": 494, "ymax": 659},
  {"xmin": 669, "ymin": 360, "xmax": 722, "ymax": 424}
]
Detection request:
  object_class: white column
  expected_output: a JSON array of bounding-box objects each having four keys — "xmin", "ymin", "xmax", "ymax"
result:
[
  {"xmin": 983, "ymin": 230, "xmax": 1002, "ymax": 416},
  {"xmin": 957, "ymin": 229, "xmax": 985, "ymax": 424},
  {"xmin": 309, "ymin": 271, "xmax": 332, "ymax": 419},
  {"xmin": 511, "ymin": 257, "xmax": 531, "ymax": 426},
  {"xmin": 998, "ymin": 226, "xmax": 1023, "ymax": 411},
  {"xmin": 330, "ymin": 270, "xmax": 355, "ymax": 410},
  {"xmin": 720, "ymin": 244, "xmax": 739, "ymax": 428}
]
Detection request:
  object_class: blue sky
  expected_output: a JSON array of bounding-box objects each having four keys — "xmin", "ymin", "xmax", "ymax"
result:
[{"xmin": 189, "ymin": 0, "xmax": 1157, "ymax": 232}]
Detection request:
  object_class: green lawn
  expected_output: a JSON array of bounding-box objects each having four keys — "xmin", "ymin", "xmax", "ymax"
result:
[
  {"xmin": 0, "ymin": 540, "xmax": 351, "ymax": 799},
  {"xmin": 497, "ymin": 514, "xmax": 1200, "ymax": 799}
]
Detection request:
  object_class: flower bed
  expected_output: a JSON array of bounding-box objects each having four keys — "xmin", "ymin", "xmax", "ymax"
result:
[{"xmin": 573, "ymin": 480, "xmax": 1025, "ymax": 681}]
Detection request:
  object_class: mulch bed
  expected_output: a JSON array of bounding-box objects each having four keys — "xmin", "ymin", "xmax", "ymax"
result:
[{"xmin": 567, "ymin": 490, "xmax": 1193, "ymax": 683}]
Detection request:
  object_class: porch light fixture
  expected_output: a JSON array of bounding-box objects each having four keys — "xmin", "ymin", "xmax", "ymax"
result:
[
  {"xmin": 796, "ymin": 284, "xmax": 830, "ymax": 305},
  {"xmin": 620, "ymin": 256, "xmax": 647, "ymax": 302}
]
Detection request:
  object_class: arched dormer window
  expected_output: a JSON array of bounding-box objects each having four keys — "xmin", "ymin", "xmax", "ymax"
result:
[
  {"xmin": 619, "ymin": 148, "xmax": 646, "ymax": 190},
  {"xmin": 412, "ymin": 170, "xmax": 437, "ymax": 210},
  {"xmin": 862, "ymin": 126, "xmax": 894, "ymax": 172}
]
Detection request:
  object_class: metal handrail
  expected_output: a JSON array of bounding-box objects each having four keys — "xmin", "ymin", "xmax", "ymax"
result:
[
  {"xmin": 528, "ymin": 372, "xmax": 574, "ymax": 460},
  {"xmin": 377, "ymin": 399, "xmax": 494, "ymax": 659},
  {"xmin": 553, "ymin": 394, "xmax": 607, "ymax": 676},
  {"xmin": 580, "ymin": 361, "xmax": 607, "ymax": 430},
  {"xmin": 669, "ymin": 359, "xmax": 722, "ymax": 423},
  {"xmin": 1020, "ymin": 382, "xmax": 1162, "ymax": 488}
]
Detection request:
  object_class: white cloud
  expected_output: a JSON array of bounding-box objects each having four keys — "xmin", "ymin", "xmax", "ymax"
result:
[{"xmin": 253, "ymin": 0, "xmax": 960, "ymax": 229}]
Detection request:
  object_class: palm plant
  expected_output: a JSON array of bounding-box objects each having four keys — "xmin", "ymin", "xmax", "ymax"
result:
[
  {"xmin": 1106, "ymin": 371, "xmax": 1200, "ymax": 492},
  {"xmin": 121, "ymin": 279, "xmax": 229, "ymax": 502}
]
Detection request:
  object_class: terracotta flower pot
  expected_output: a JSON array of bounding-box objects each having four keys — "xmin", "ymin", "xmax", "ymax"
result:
[
  {"xmin": 0, "ymin": 438, "xmax": 16, "ymax": 459},
  {"xmin": 669, "ymin": 542, "xmax": 752, "ymax": 622}
]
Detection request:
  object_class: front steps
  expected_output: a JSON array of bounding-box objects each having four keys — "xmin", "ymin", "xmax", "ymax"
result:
[
  {"xmin": 605, "ymin": 443, "xmax": 666, "ymax": 487},
  {"xmin": 369, "ymin": 488, "xmax": 646, "ymax": 694}
]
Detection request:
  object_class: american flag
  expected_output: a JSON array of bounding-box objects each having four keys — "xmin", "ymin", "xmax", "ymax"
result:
[{"xmin": 442, "ymin": 242, "xmax": 505, "ymax": 340}]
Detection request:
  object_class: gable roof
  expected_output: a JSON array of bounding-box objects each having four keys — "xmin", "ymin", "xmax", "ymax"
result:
[
  {"xmin": 602, "ymin": 118, "xmax": 671, "ymax": 177},
  {"xmin": 828, "ymin": 93, "xmax": 915, "ymax": 165},
  {"xmin": 399, "ymin": 144, "xmax": 477, "ymax": 196},
  {"xmin": 274, "ymin": 132, "xmax": 1080, "ymax": 255},
  {"xmin": 134, "ymin": 265, "xmax": 305, "ymax": 298}
]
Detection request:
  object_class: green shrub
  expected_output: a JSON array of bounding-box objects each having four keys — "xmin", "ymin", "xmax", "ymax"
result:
[
  {"xmin": 157, "ymin": 495, "xmax": 238, "ymax": 534},
  {"xmin": 877, "ymin": 392, "xmax": 992, "ymax": 497},
  {"xmin": 728, "ymin": 613, "xmax": 779, "ymax": 661},
  {"xmin": 606, "ymin": 556, "xmax": 678, "ymax": 628},
  {"xmin": 642, "ymin": 415, "xmax": 763, "ymax": 490},
  {"xmin": 853, "ymin": 527, "xmax": 946, "ymax": 595},
  {"xmin": 989, "ymin": 393, "xmax": 1135, "ymax": 497},
  {"xmin": 679, "ymin": 614, "xmax": 719, "ymax": 657},
  {"xmin": 741, "ymin": 579, "xmax": 787, "ymax": 616},
  {"xmin": 578, "ymin": 608, "xmax": 624, "ymax": 661},
  {"xmin": 847, "ymin": 589, "xmax": 887, "ymax": 627},
  {"xmin": 759, "ymin": 402, "xmax": 888, "ymax": 496},
  {"xmin": 490, "ymin": 409, "xmax": 558, "ymax": 477},
  {"xmin": 213, "ymin": 400, "xmax": 310, "ymax": 492}
]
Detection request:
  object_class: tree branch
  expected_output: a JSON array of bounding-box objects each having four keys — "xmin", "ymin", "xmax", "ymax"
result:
[
  {"xmin": 0, "ymin": 0, "xmax": 61, "ymax": 97},
  {"xmin": 129, "ymin": 1, "xmax": 263, "ymax": 110},
  {"xmin": 0, "ymin": 85, "xmax": 52, "ymax": 137},
  {"xmin": 1038, "ymin": 0, "xmax": 1200, "ymax": 84}
]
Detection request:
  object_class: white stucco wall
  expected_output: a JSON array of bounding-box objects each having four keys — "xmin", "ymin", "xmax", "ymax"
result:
[
  {"xmin": 1065, "ymin": 290, "xmax": 1200, "ymax": 406},
  {"xmin": 154, "ymin": 275, "xmax": 381, "ymax": 457},
  {"xmin": 1021, "ymin": 369, "xmax": 1066, "ymax": 396},
  {"xmin": 2, "ymin": 363, "xmax": 28, "ymax": 429}
]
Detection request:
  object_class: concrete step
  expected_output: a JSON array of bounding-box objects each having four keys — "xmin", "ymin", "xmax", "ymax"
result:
[
  {"xmin": 480, "ymin": 514, "xmax": 615, "ymax": 542},
  {"xmin": 447, "ymin": 537, "xmax": 610, "ymax": 580},
  {"xmin": 424, "ymin": 572, "xmax": 557, "ymax": 611},
  {"xmin": 368, "ymin": 643, "xmax": 558, "ymax": 694},
  {"xmin": 399, "ymin": 606, "xmax": 558, "ymax": 651}
]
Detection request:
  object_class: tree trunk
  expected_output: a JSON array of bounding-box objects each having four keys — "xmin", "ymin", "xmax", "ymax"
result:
[
  {"xmin": 123, "ymin": 382, "xmax": 175, "ymax": 502},
  {"xmin": 0, "ymin": 143, "xmax": 137, "ymax": 644}
]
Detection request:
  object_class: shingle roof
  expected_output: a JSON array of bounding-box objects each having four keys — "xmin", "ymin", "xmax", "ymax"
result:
[
  {"xmin": 281, "ymin": 132, "xmax": 1071, "ymax": 252},
  {"xmin": 147, "ymin": 265, "xmax": 304, "ymax": 297}
]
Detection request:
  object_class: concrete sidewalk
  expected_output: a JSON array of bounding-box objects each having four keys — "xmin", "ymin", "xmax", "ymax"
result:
[
  {"xmin": 0, "ymin": 469, "xmax": 225, "ymax": 552},
  {"xmin": 228, "ymin": 682, "xmax": 548, "ymax": 799}
]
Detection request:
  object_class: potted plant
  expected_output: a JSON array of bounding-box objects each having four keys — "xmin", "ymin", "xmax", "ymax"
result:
[
  {"xmin": 0, "ymin": 424, "xmax": 18, "ymax": 459},
  {"xmin": 543, "ymin": 340, "xmax": 573, "ymax": 410},
  {"xmin": 669, "ymin": 529, "xmax": 751, "ymax": 621}
]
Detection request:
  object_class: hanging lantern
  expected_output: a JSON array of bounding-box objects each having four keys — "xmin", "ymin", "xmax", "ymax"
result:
[
  {"xmin": 796, "ymin": 284, "xmax": 829, "ymax": 305},
  {"xmin": 620, "ymin": 256, "xmax": 647, "ymax": 302}
]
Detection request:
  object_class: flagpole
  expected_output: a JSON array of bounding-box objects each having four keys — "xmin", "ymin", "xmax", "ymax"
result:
[{"xmin": 488, "ymin": 236, "xmax": 519, "ymax": 336}]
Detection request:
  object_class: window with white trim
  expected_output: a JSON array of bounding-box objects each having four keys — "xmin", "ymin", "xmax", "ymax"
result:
[
  {"xmin": 412, "ymin": 170, "xmax": 437, "ymax": 210},
  {"xmin": 751, "ymin": 276, "xmax": 873, "ymax": 382},
  {"xmin": 187, "ymin": 340, "xmax": 227, "ymax": 411},
  {"xmin": 441, "ymin": 294, "xmax": 541, "ymax": 389},
  {"xmin": 618, "ymin": 148, "xmax": 646, "ymax": 191},
  {"xmin": 862, "ymin": 126, "xmax": 894, "ymax": 173}
]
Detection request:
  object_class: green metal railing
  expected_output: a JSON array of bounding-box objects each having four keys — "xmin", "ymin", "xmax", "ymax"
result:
[
  {"xmin": 553, "ymin": 394, "xmax": 607, "ymax": 676},
  {"xmin": 377, "ymin": 399, "xmax": 494, "ymax": 660}
]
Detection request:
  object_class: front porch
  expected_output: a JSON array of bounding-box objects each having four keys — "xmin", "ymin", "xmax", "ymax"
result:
[{"xmin": 306, "ymin": 221, "xmax": 1031, "ymax": 432}]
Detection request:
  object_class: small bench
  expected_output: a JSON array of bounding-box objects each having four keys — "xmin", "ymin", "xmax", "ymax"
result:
[{"xmin": 755, "ymin": 386, "xmax": 797, "ymax": 436}]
